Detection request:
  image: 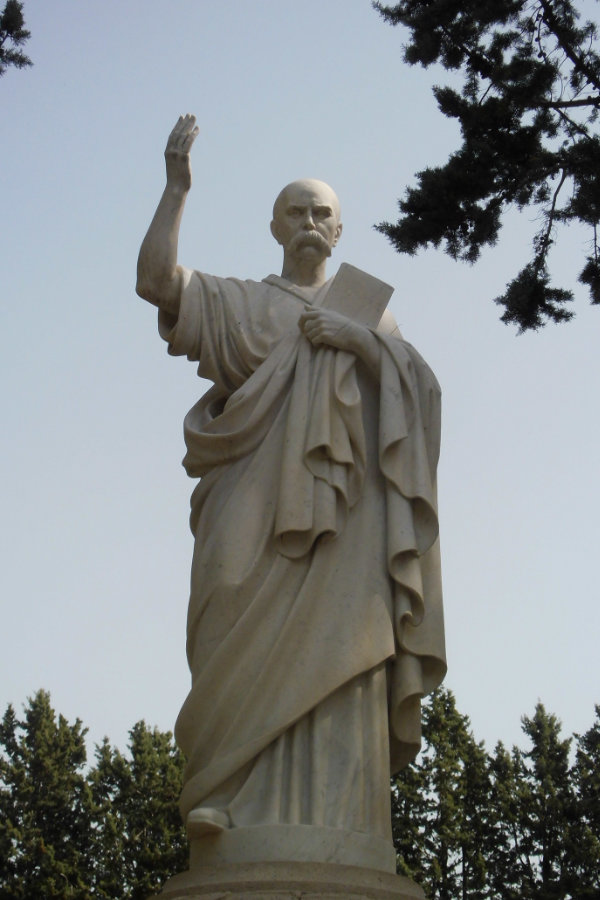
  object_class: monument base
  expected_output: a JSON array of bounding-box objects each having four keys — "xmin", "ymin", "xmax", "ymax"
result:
[
  {"xmin": 153, "ymin": 825, "xmax": 423, "ymax": 899},
  {"xmin": 155, "ymin": 860, "xmax": 424, "ymax": 899},
  {"xmin": 189, "ymin": 824, "xmax": 397, "ymax": 871}
]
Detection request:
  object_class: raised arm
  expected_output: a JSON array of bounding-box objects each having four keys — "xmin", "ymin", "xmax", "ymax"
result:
[{"xmin": 136, "ymin": 114, "xmax": 199, "ymax": 316}]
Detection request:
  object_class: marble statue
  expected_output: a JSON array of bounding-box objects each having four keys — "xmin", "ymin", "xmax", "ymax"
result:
[{"xmin": 136, "ymin": 115, "xmax": 446, "ymax": 884}]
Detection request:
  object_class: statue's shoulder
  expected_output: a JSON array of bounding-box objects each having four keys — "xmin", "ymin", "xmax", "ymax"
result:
[
  {"xmin": 377, "ymin": 307, "xmax": 403, "ymax": 339},
  {"xmin": 184, "ymin": 270, "xmax": 269, "ymax": 306},
  {"xmin": 191, "ymin": 271, "xmax": 264, "ymax": 291}
]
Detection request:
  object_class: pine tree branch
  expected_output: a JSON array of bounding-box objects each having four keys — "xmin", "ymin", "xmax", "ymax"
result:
[
  {"xmin": 539, "ymin": 96, "xmax": 600, "ymax": 108},
  {"xmin": 535, "ymin": 167, "xmax": 568, "ymax": 268},
  {"xmin": 538, "ymin": 0, "xmax": 600, "ymax": 94},
  {"xmin": 555, "ymin": 106, "xmax": 594, "ymax": 141}
]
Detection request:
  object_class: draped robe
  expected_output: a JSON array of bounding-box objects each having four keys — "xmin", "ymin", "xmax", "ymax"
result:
[{"xmin": 158, "ymin": 267, "xmax": 446, "ymax": 842}]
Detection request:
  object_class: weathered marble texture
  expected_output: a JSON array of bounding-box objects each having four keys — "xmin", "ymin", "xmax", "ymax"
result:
[
  {"xmin": 157, "ymin": 860, "xmax": 425, "ymax": 900},
  {"xmin": 136, "ymin": 117, "xmax": 445, "ymax": 889}
]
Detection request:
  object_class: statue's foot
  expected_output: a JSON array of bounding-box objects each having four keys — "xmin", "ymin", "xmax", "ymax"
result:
[{"xmin": 186, "ymin": 806, "xmax": 230, "ymax": 838}]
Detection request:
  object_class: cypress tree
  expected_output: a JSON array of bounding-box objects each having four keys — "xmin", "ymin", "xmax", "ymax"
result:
[
  {"xmin": 516, "ymin": 704, "xmax": 575, "ymax": 899},
  {"xmin": 487, "ymin": 741, "xmax": 523, "ymax": 899},
  {"xmin": 457, "ymin": 736, "xmax": 494, "ymax": 899},
  {"xmin": 89, "ymin": 722, "xmax": 187, "ymax": 899},
  {"xmin": 0, "ymin": 691, "xmax": 92, "ymax": 899},
  {"xmin": 392, "ymin": 750, "xmax": 428, "ymax": 879},
  {"xmin": 569, "ymin": 707, "xmax": 600, "ymax": 895},
  {"xmin": 392, "ymin": 688, "xmax": 494, "ymax": 899}
]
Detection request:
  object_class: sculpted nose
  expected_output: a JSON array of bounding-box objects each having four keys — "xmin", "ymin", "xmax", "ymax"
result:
[{"xmin": 302, "ymin": 212, "xmax": 315, "ymax": 229}]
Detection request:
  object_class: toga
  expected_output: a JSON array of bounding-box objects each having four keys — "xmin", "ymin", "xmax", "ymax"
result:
[{"xmin": 158, "ymin": 267, "xmax": 446, "ymax": 842}]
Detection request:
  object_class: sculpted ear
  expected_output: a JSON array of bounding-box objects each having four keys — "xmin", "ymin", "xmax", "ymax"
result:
[
  {"xmin": 270, "ymin": 219, "xmax": 283, "ymax": 245},
  {"xmin": 333, "ymin": 222, "xmax": 343, "ymax": 247}
]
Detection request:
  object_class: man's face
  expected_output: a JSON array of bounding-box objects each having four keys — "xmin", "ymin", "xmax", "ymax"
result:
[{"xmin": 271, "ymin": 181, "xmax": 342, "ymax": 262}]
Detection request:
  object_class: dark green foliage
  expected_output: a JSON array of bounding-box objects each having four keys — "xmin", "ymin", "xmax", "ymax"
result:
[
  {"xmin": 494, "ymin": 262, "xmax": 573, "ymax": 329},
  {"xmin": 88, "ymin": 724, "xmax": 187, "ymax": 899},
  {"xmin": 0, "ymin": 1, "xmax": 31, "ymax": 76},
  {"xmin": 2, "ymin": 690, "xmax": 600, "ymax": 898},
  {"xmin": 570, "ymin": 708, "xmax": 600, "ymax": 895},
  {"xmin": 515, "ymin": 705, "xmax": 576, "ymax": 898},
  {"xmin": 0, "ymin": 691, "xmax": 93, "ymax": 899},
  {"xmin": 458, "ymin": 736, "xmax": 494, "ymax": 899},
  {"xmin": 578, "ymin": 255, "xmax": 600, "ymax": 303},
  {"xmin": 392, "ymin": 741, "xmax": 428, "ymax": 880},
  {"xmin": 0, "ymin": 692, "xmax": 187, "ymax": 900},
  {"xmin": 374, "ymin": 0, "xmax": 600, "ymax": 330},
  {"xmin": 392, "ymin": 692, "xmax": 600, "ymax": 899},
  {"xmin": 487, "ymin": 742, "xmax": 523, "ymax": 898},
  {"xmin": 393, "ymin": 689, "xmax": 494, "ymax": 899},
  {"xmin": 418, "ymin": 690, "xmax": 474, "ymax": 899}
]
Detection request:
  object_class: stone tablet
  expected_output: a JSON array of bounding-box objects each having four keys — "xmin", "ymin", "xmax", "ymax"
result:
[{"xmin": 321, "ymin": 262, "xmax": 394, "ymax": 327}]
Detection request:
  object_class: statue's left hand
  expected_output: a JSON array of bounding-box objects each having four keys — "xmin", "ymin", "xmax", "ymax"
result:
[{"xmin": 298, "ymin": 307, "xmax": 364, "ymax": 352}]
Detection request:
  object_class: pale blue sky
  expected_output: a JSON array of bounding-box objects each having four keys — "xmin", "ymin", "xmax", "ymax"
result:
[{"xmin": 2, "ymin": 0, "xmax": 599, "ymax": 759}]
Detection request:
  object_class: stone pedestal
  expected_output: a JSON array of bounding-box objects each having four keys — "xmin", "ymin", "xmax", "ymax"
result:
[
  {"xmin": 189, "ymin": 824, "xmax": 397, "ymax": 871},
  {"xmin": 153, "ymin": 826, "xmax": 423, "ymax": 900},
  {"xmin": 156, "ymin": 860, "xmax": 424, "ymax": 899}
]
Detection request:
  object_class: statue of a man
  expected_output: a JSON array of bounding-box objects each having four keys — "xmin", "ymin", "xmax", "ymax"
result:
[{"xmin": 136, "ymin": 115, "xmax": 445, "ymax": 870}]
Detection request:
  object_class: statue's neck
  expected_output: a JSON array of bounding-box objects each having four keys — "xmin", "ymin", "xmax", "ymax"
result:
[{"xmin": 280, "ymin": 256, "xmax": 328, "ymax": 288}]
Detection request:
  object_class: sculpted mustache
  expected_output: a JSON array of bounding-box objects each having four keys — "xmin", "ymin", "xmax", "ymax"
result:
[{"xmin": 290, "ymin": 231, "xmax": 330, "ymax": 251}]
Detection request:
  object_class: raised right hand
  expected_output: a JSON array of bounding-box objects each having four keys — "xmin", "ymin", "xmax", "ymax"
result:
[{"xmin": 164, "ymin": 114, "xmax": 199, "ymax": 192}]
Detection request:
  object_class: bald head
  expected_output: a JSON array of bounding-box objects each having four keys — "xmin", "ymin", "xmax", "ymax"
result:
[{"xmin": 272, "ymin": 179, "xmax": 341, "ymax": 223}]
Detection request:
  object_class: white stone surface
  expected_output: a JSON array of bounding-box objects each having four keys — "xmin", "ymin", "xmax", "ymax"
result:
[
  {"xmin": 188, "ymin": 825, "xmax": 396, "ymax": 871},
  {"xmin": 137, "ymin": 116, "xmax": 445, "ymax": 885},
  {"xmin": 156, "ymin": 860, "xmax": 425, "ymax": 900}
]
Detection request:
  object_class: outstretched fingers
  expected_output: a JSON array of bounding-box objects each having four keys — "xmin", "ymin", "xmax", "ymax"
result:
[
  {"xmin": 164, "ymin": 114, "xmax": 199, "ymax": 191},
  {"xmin": 167, "ymin": 114, "xmax": 199, "ymax": 152}
]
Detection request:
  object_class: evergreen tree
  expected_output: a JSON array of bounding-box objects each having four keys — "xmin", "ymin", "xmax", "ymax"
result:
[
  {"xmin": 89, "ymin": 722, "xmax": 187, "ymax": 900},
  {"xmin": 392, "ymin": 748, "xmax": 428, "ymax": 879},
  {"xmin": 0, "ymin": 1, "xmax": 31, "ymax": 76},
  {"xmin": 374, "ymin": 0, "xmax": 600, "ymax": 330},
  {"xmin": 420, "ymin": 689, "xmax": 467, "ymax": 898},
  {"xmin": 487, "ymin": 741, "xmax": 523, "ymax": 899},
  {"xmin": 515, "ymin": 704, "xmax": 575, "ymax": 899},
  {"xmin": 392, "ymin": 688, "xmax": 494, "ymax": 899},
  {"xmin": 570, "ymin": 707, "xmax": 600, "ymax": 895},
  {"xmin": 3, "ymin": 689, "xmax": 597, "ymax": 897},
  {"xmin": 0, "ymin": 691, "xmax": 93, "ymax": 899},
  {"xmin": 457, "ymin": 736, "xmax": 493, "ymax": 899}
]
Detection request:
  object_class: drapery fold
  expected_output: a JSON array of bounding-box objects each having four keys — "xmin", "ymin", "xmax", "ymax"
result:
[{"xmin": 158, "ymin": 267, "xmax": 446, "ymax": 820}]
